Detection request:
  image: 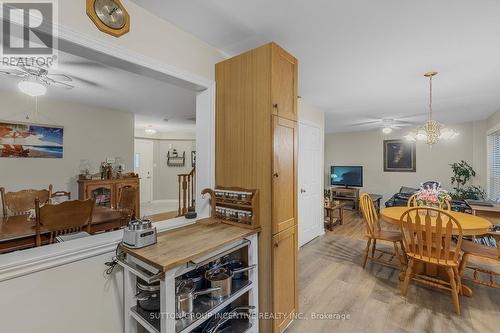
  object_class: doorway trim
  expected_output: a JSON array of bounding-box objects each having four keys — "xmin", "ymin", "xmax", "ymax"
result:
[{"xmin": 297, "ymin": 120, "xmax": 325, "ymax": 247}]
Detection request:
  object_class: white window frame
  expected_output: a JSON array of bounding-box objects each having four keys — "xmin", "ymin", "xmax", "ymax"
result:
[{"xmin": 487, "ymin": 128, "xmax": 500, "ymax": 200}]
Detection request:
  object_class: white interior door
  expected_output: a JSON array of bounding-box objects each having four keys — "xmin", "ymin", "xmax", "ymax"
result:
[
  {"xmin": 134, "ymin": 139, "xmax": 154, "ymax": 203},
  {"xmin": 298, "ymin": 123, "xmax": 323, "ymax": 247}
]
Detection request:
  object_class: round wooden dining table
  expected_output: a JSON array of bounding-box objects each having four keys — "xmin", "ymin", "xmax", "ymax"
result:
[
  {"xmin": 380, "ymin": 207, "xmax": 492, "ymax": 236},
  {"xmin": 380, "ymin": 207, "xmax": 493, "ymax": 297}
]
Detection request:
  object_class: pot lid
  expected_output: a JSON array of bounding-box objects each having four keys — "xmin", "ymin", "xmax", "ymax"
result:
[
  {"xmin": 205, "ymin": 268, "xmax": 232, "ymax": 281},
  {"xmin": 176, "ymin": 278, "xmax": 195, "ymax": 295},
  {"xmin": 137, "ymin": 278, "xmax": 160, "ymax": 292}
]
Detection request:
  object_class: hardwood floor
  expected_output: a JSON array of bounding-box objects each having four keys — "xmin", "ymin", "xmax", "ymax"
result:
[{"xmin": 287, "ymin": 210, "xmax": 500, "ymax": 333}]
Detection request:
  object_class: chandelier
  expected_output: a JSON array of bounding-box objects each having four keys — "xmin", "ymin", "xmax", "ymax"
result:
[{"xmin": 405, "ymin": 72, "xmax": 458, "ymax": 146}]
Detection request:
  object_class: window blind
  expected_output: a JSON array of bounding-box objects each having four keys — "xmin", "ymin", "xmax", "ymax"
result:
[{"xmin": 487, "ymin": 130, "xmax": 500, "ymax": 200}]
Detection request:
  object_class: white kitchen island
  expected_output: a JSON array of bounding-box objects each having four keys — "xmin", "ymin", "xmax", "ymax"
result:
[{"xmin": 119, "ymin": 221, "xmax": 260, "ymax": 333}]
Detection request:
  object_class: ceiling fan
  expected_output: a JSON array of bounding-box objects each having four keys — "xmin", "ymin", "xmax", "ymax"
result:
[
  {"xmin": 0, "ymin": 64, "xmax": 74, "ymax": 96},
  {"xmin": 348, "ymin": 117, "xmax": 418, "ymax": 134}
]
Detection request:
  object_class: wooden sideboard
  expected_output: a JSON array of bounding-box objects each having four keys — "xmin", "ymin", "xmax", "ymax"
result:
[
  {"xmin": 215, "ymin": 42, "xmax": 298, "ymax": 333},
  {"xmin": 78, "ymin": 177, "xmax": 140, "ymax": 217}
]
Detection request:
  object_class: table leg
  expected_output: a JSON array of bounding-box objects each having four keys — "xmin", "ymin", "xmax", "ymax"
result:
[{"xmin": 339, "ymin": 207, "xmax": 344, "ymax": 225}]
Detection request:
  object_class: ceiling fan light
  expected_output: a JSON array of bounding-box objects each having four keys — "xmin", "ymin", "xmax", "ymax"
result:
[
  {"xmin": 382, "ymin": 127, "xmax": 392, "ymax": 134},
  {"xmin": 18, "ymin": 80, "xmax": 46, "ymax": 97},
  {"xmin": 416, "ymin": 129, "xmax": 427, "ymax": 141}
]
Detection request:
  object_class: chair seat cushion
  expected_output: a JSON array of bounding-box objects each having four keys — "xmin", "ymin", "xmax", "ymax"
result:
[
  {"xmin": 373, "ymin": 229, "xmax": 402, "ymax": 242},
  {"xmin": 462, "ymin": 240, "xmax": 499, "ymax": 260}
]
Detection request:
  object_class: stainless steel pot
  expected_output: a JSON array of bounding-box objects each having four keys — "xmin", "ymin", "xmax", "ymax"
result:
[
  {"xmin": 184, "ymin": 268, "xmax": 206, "ymax": 290},
  {"xmin": 136, "ymin": 279, "xmax": 160, "ymax": 312},
  {"xmin": 220, "ymin": 260, "xmax": 245, "ymax": 280},
  {"xmin": 205, "ymin": 265, "xmax": 256, "ymax": 299},
  {"xmin": 176, "ymin": 279, "xmax": 220, "ymax": 318}
]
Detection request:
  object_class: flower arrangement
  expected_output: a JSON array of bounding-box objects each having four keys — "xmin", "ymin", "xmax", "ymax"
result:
[{"xmin": 415, "ymin": 183, "xmax": 452, "ymax": 208}]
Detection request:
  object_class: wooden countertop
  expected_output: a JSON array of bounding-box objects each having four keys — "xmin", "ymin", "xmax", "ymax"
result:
[{"xmin": 120, "ymin": 220, "xmax": 260, "ymax": 272}]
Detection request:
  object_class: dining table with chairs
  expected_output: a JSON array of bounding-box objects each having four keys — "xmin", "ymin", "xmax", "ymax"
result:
[
  {"xmin": 0, "ymin": 185, "xmax": 135, "ymax": 254},
  {"xmin": 359, "ymin": 191, "xmax": 498, "ymax": 316}
]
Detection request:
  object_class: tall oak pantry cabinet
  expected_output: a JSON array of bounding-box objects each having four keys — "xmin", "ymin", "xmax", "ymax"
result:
[{"xmin": 215, "ymin": 42, "xmax": 298, "ymax": 333}]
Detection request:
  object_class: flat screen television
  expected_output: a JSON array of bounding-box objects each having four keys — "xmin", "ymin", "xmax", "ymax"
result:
[{"xmin": 330, "ymin": 166, "xmax": 363, "ymax": 187}]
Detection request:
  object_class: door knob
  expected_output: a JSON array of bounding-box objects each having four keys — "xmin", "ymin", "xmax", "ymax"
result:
[{"xmin": 300, "ymin": 188, "xmax": 306, "ymax": 193}]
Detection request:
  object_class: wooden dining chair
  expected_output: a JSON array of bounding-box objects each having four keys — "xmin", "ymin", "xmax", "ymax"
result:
[
  {"xmin": 407, "ymin": 193, "xmax": 451, "ymax": 210},
  {"xmin": 50, "ymin": 190, "xmax": 71, "ymax": 203},
  {"xmin": 117, "ymin": 186, "xmax": 137, "ymax": 220},
  {"xmin": 1, "ymin": 185, "xmax": 53, "ymax": 216},
  {"xmin": 360, "ymin": 193, "xmax": 405, "ymax": 273},
  {"xmin": 400, "ymin": 207, "xmax": 463, "ymax": 315},
  {"xmin": 458, "ymin": 233, "xmax": 500, "ymax": 289},
  {"xmin": 35, "ymin": 198, "xmax": 95, "ymax": 246}
]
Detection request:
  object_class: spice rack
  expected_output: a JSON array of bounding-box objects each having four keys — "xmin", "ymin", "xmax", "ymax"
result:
[{"xmin": 202, "ymin": 187, "xmax": 259, "ymax": 229}]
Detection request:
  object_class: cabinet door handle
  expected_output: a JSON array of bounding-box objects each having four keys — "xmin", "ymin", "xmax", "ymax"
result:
[
  {"xmin": 273, "ymin": 103, "xmax": 278, "ymax": 109},
  {"xmin": 273, "ymin": 240, "xmax": 279, "ymax": 248},
  {"xmin": 273, "ymin": 172, "xmax": 279, "ymax": 178},
  {"xmin": 300, "ymin": 188, "xmax": 306, "ymax": 193}
]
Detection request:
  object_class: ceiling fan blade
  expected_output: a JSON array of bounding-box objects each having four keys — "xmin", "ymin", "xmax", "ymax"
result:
[
  {"xmin": 69, "ymin": 75, "xmax": 101, "ymax": 87},
  {"xmin": 50, "ymin": 80, "xmax": 74, "ymax": 89},
  {"xmin": 348, "ymin": 120, "xmax": 382, "ymax": 127},
  {"xmin": 0, "ymin": 69, "xmax": 27, "ymax": 77},
  {"xmin": 394, "ymin": 120, "xmax": 418, "ymax": 125},
  {"xmin": 46, "ymin": 73, "xmax": 73, "ymax": 82}
]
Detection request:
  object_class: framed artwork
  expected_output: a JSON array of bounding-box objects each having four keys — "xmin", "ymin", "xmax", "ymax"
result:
[
  {"xmin": 383, "ymin": 139, "xmax": 416, "ymax": 172},
  {"xmin": 191, "ymin": 151, "xmax": 196, "ymax": 167},
  {"xmin": 0, "ymin": 121, "xmax": 63, "ymax": 158}
]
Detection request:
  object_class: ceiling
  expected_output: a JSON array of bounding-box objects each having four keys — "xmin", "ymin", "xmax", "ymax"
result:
[
  {"xmin": 132, "ymin": 0, "xmax": 500, "ymax": 132},
  {"xmin": 0, "ymin": 50, "xmax": 197, "ymax": 133}
]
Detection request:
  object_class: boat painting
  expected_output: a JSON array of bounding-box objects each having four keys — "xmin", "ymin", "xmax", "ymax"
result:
[{"xmin": 0, "ymin": 121, "xmax": 63, "ymax": 158}]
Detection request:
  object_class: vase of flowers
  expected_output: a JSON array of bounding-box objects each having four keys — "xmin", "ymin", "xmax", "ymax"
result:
[{"xmin": 415, "ymin": 183, "xmax": 452, "ymax": 216}]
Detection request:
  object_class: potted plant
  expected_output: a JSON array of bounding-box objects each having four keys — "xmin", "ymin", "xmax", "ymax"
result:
[{"xmin": 449, "ymin": 160, "xmax": 485, "ymax": 200}]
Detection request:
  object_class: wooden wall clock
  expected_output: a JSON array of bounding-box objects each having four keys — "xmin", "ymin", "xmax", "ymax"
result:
[{"xmin": 86, "ymin": 0, "xmax": 130, "ymax": 37}]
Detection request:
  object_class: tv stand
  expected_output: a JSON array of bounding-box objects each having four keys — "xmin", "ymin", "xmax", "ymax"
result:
[{"xmin": 329, "ymin": 187, "xmax": 360, "ymax": 213}]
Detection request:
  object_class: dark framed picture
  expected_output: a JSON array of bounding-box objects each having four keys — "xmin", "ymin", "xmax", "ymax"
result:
[{"xmin": 383, "ymin": 139, "xmax": 416, "ymax": 172}]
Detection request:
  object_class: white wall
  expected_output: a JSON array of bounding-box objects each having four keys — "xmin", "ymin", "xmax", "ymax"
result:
[
  {"xmin": 0, "ymin": 91, "xmax": 134, "ymax": 197},
  {"xmin": 325, "ymin": 122, "xmax": 479, "ymax": 203},
  {"xmin": 150, "ymin": 138, "xmax": 196, "ymax": 200},
  {"xmin": 58, "ymin": 1, "xmax": 225, "ymax": 80},
  {"xmin": 0, "ymin": 252, "xmax": 124, "ymax": 333}
]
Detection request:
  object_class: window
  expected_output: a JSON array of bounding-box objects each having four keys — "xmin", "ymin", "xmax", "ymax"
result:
[{"xmin": 487, "ymin": 130, "xmax": 500, "ymax": 200}]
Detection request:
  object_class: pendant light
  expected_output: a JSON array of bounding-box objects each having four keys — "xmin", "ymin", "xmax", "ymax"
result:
[{"xmin": 405, "ymin": 72, "xmax": 458, "ymax": 146}]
